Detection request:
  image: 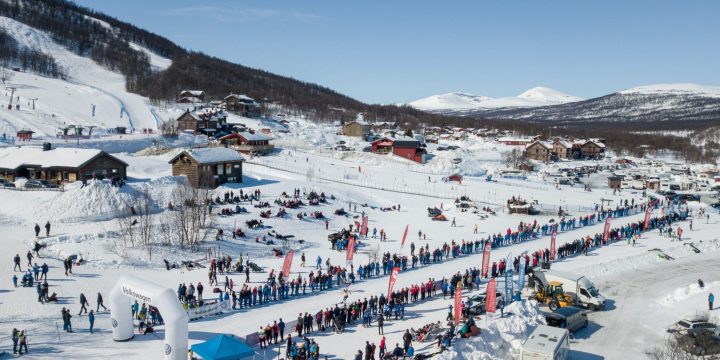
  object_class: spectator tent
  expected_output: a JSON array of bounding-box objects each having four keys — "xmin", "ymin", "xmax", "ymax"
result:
[{"xmin": 191, "ymin": 334, "xmax": 255, "ymax": 360}]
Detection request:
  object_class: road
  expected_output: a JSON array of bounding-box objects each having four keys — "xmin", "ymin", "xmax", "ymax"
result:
[{"xmin": 572, "ymin": 252, "xmax": 720, "ymax": 359}]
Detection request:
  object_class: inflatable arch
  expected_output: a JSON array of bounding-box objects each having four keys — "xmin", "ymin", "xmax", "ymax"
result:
[{"xmin": 110, "ymin": 275, "xmax": 188, "ymax": 360}]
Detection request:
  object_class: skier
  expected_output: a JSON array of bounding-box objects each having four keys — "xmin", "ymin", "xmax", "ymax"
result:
[
  {"xmin": 316, "ymin": 256, "xmax": 322, "ymax": 270},
  {"xmin": 301, "ymin": 253, "xmax": 306, "ymax": 267},
  {"xmin": 451, "ymin": 217, "xmax": 456, "ymax": 227},
  {"xmin": 45, "ymin": 221, "xmax": 51, "ymax": 237},
  {"xmin": 245, "ymin": 266, "xmax": 250, "ymax": 283},
  {"xmin": 34, "ymin": 223, "xmax": 40, "ymax": 237},
  {"xmin": 13, "ymin": 254, "xmax": 21, "ymax": 271},
  {"xmin": 26, "ymin": 251, "xmax": 33, "ymax": 267}
]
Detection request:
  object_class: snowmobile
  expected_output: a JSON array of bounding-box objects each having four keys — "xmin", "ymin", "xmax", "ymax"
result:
[{"xmin": 432, "ymin": 214, "xmax": 448, "ymax": 221}]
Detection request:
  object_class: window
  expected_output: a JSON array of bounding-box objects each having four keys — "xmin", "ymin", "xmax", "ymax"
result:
[
  {"xmin": 217, "ymin": 164, "xmax": 224, "ymax": 175},
  {"xmin": 225, "ymin": 164, "xmax": 232, "ymax": 173}
]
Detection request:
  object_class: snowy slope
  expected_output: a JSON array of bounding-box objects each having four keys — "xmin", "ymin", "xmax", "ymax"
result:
[
  {"xmin": 409, "ymin": 92, "xmax": 493, "ymax": 111},
  {"xmin": 618, "ymin": 83, "xmax": 720, "ymax": 98},
  {"xmin": 408, "ymin": 87, "xmax": 583, "ymax": 111},
  {"xmin": 0, "ymin": 16, "xmax": 162, "ymax": 135}
]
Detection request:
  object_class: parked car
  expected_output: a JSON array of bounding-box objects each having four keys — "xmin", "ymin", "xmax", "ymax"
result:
[
  {"xmin": 24, "ymin": 179, "xmax": 58, "ymax": 189},
  {"xmin": 544, "ymin": 306, "xmax": 589, "ymax": 333},
  {"xmin": 671, "ymin": 319, "xmax": 719, "ymax": 336},
  {"xmin": 466, "ymin": 291, "xmax": 504, "ymax": 315},
  {"xmin": 0, "ymin": 178, "xmax": 16, "ymax": 188}
]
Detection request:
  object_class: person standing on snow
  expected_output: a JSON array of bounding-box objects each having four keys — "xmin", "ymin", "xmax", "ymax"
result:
[
  {"xmin": 17, "ymin": 330, "xmax": 28, "ymax": 355},
  {"xmin": 710, "ymin": 293, "xmax": 715, "ymax": 311},
  {"xmin": 88, "ymin": 310, "xmax": 95, "ymax": 333},
  {"xmin": 34, "ymin": 223, "xmax": 40, "ymax": 237},
  {"xmin": 45, "ymin": 221, "xmax": 51, "ymax": 237},
  {"xmin": 13, "ymin": 254, "xmax": 21, "ymax": 271},
  {"xmin": 26, "ymin": 251, "xmax": 33, "ymax": 267}
]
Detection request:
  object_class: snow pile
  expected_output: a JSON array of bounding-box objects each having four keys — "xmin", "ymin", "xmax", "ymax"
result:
[
  {"xmin": 437, "ymin": 300, "xmax": 545, "ymax": 360},
  {"xmin": 657, "ymin": 281, "xmax": 720, "ymax": 307},
  {"xmin": 39, "ymin": 179, "xmax": 150, "ymax": 223},
  {"xmin": 569, "ymin": 239, "xmax": 720, "ymax": 280}
]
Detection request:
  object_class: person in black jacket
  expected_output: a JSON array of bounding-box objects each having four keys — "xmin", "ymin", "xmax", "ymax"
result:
[
  {"xmin": 377, "ymin": 313, "xmax": 384, "ymax": 335},
  {"xmin": 403, "ymin": 329, "xmax": 413, "ymax": 353},
  {"xmin": 97, "ymin": 292, "xmax": 107, "ymax": 311}
]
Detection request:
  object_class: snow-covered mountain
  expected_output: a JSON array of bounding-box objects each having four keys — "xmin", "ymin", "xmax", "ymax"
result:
[
  {"xmin": 413, "ymin": 84, "xmax": 720, "ymax": 123},
  {"xmin": 408, "ymin": 86, "xmax": 583, "ymax": 111},
  {"xmin": 408, "ymin": 92, "xmax": 493, "ymax": 111}
]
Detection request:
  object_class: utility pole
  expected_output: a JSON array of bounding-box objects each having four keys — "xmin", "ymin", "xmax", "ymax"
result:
[
  {"xmin": 29, "ymin": 98, "xmax": 38, "ymax": 110},
  {"xmin": 6, "ymin": 86, "xmax": 17, "ymax": 106}
]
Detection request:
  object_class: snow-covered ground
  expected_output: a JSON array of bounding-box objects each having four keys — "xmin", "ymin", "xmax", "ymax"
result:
[{"xmin": 0, "ymin": 137, "xmax": 716, "ymax": 359}]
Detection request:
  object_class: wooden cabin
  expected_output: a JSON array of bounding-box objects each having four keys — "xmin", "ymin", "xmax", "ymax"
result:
[
  {"xmin": 218, "ymin": 131, "xmax": 274, "ymax": 156},
  {"xmin": 342, "ymin": 121, "xmax": 370, "ymax": 138},
  {"xmin": 169, "ymin": 148, "xmax": 244, "ymax": 188},
  {"xmin": 0, "ymin": 145, "xmax": 128, "ymax": 184}
]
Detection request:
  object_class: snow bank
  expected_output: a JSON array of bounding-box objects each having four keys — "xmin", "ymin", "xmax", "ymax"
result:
[
  {"xmin": 437, "ymin": 300, "xmax": 545, "ymax": 360},
  {"xmin": 657, "ymin": 280, "xmax": 720, "ymax": 307},
  {"xmin": 39, "ymin": 179, "xmax": 162, "ymax": 223},
  {"xmin": 569, "ymin": 239, "xmax": 720, "ymax": 280}
]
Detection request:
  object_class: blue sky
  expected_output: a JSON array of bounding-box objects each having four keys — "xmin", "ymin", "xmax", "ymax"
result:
[{"xmin": 73, "ymin": 0, "xmax": 720, "ymax": 104}]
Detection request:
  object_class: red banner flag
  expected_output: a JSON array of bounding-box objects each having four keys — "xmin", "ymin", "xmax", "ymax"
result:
[
  {"xmin": 387, "ymin": 267, "xmax": 400, "ymax": 297},
  {"xmin": 361, "ymin": 216, "xmax": 369, "ymax": 236},
  {"xmin": 643, "ymin": 205, "xmax": 652, "ymax": 230},
  {"xmin": 486, "ymin": 279, "xmax": 497, "ymax": 313},
  {"xmin": 550, "ymin": 230, "xmax": 557, "ymax": 260},
  {"xmin": 401, "ymin": 225, "xmax": 409, "ymax": 247},
  {"xmin": 281, "ymin": 250, "xmax": 294, "ymax": 277},
  {"xmin": 481, "ymin": 241, "xmax": 492, "ymax": 278},
  {"xmin": 602, "ymin": 217, "xmax": 612, "ymax": 242},
  {"xmin": 454, "ymin": 286, "xmax": 462, "ymax": 326},
  {"xmin": 346, "ymin": 236, "xmax": 356, "ymax": 261}
]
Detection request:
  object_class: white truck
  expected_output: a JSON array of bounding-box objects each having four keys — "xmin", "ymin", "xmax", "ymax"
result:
[
  {"xmin": 535, "ymin": 269, "xmax": 606, "ymax": 310},
  {"xmin": 520, "ymin": 325, "xmax": 570, "ymax": 360}
]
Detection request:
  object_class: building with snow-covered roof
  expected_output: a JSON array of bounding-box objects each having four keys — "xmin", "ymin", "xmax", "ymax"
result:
[
  {"xmin": 0, "ymin": 145, "xmax": 128, "ymax": 184},
  {"xmin": 179, "ymin": 90, "xmax": 205, "ymax": 102},
  {"xmin": 225, "ymin": 94, "xmax": 260, "ymax": 118},
  {"xmin": 217, "ymin": 131, "xmax": 274, "ymax": 156},
  {"xmin": 342, "ymin": 121, "xmax": 370, "ymax": 138},
  {"xmin": 552, "ymin": 140, "xmax": 573, "ymax": 159},
  {"xmin": 176, "ymin": 96, "xmax": 203, "ymax": 104},
  {"xmin": 176, "ymin": 109, "xmax": 229, "ymax": 137},
  {"xmin": 525, "ymin": 141, "xmax": 553, "ymax": 162},
  {"xmin": 169, "ymin": 148, "xmax": 244, "ymax": 188}
]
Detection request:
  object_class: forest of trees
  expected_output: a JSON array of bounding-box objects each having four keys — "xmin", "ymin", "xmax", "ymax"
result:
[{"xmin": 0, "ymin": 29, "xmax": 63, "ymax": 78}]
